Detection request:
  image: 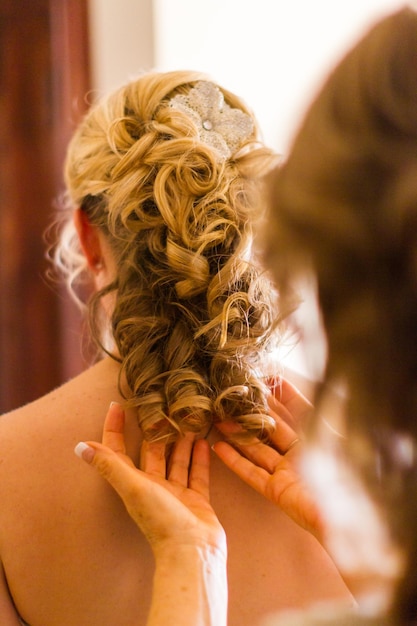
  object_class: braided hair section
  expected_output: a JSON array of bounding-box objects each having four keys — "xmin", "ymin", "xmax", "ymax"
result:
[{"xmin": 59, "ymin": 70, "xmax": 283, "ymax": 442}]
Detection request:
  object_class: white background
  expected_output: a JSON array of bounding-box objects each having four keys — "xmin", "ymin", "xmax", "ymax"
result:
[{"xmin": 89, "ymin": 0, "xmax": 404, "ymax": 154}]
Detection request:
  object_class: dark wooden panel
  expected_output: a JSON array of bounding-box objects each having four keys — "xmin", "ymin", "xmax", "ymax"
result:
[{"xmin": 0, "ymin": 0, "xmax": 90, "ymax": 412}]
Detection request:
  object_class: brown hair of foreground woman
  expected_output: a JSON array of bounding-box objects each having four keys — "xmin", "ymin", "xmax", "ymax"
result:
[{"xmin": 265, "ymin": 5, "xmax": 417, "ymax": 624}]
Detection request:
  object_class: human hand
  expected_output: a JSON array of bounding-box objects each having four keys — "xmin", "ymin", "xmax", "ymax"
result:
[
  {"xmin": 213, "ymin": 378, "xmax": 325, "ymax": 542},
  {"xmin": 75, "ymin": 403, "xmax": 226, "ymax": 558}
]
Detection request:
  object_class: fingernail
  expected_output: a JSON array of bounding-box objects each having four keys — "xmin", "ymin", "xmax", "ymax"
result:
[
  {"xmin": 74, "ymin": 442, "xmax": 95, "ymax": 463},
  {"xmin": 110, "ymin": 401, "xmax": 120, "ymax": 408}
]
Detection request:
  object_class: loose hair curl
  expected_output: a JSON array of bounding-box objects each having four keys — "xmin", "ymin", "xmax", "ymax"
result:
[{"xmin": 55, "ymin": 70, "xmax": 283, "ymax": 443}]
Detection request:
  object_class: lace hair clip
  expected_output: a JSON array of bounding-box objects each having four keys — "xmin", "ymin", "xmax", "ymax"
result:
[{"xmin": 168, "ymin": 81, "xmax": 254, "ymax": 160}]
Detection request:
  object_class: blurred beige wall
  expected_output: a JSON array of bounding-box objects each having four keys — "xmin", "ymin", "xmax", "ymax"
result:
[
  {"xmin": 88, "ymin": 0, "xmax": 402, "ymax": 152},
  {"xmin": 88, "ymin": 0, "xmax": 155, "ymax": 95}
]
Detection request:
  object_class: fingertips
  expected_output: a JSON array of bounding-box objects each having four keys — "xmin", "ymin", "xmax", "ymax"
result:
[
  {"xmin": 101, "ymin": 402, "xmax": 129, "ymax": 455},
  {"xmin": 74, "ymin": 440, "xmax": 116, "ymax": 469},
  {"xmin": 192, "ymin": 438, "xmax": 211, "ymax": 467},
  {"xmin": 189, "ymin": 439, "xmax": 211, "ymax": 497},
  {"xmin": 74, "ymin": 441, "xmax": 96, "ymax": 464},
  {"xmin": 140, "ymin": 439, "xmax": 167, "ymax": 475},
  {"xmin": 194, "ymin": 437, "xmax": 210, "ymax": 454},
  {"xmin": 211, "ymin": 440, "xmax": 227, "ymax": 453},
  {"xmin": 211, "ymin": 440, "xmax": 235, "ymax": 463},
  {"xmin": 105, "ymin": 401, "xmax": 125, "ymax": 428},
  {"xmin": 215, "ymin": 421, "xmax": 243, "ymax": 436},
  {"xmin": 76, "ymin": 440, "xmax": 128, "ymax": 485}
]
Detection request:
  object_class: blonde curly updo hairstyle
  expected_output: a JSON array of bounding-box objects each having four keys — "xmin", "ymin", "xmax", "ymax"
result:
[{"xmin": 56, "ymin": 69, "xmax": 283, "ymax": 442}]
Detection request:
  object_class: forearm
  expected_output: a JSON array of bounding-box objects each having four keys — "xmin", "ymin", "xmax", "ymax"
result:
[{"xmin": 147, "ymin": 543, "xmax": 228, "ymax": 626}]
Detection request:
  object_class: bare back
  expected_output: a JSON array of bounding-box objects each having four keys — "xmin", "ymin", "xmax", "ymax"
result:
[{"xmin": 0, "ymin": 358, "xmax": 351, "ymax": 626}]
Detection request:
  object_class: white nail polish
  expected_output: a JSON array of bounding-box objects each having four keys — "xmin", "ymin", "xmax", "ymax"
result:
[{"xmin": 74, "ymin": 442, "xmax": 91, "ymax": 459}]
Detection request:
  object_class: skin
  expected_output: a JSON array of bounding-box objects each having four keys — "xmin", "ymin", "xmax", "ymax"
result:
[
  {"xmin": 78, "ymin": 403, "xmax": 227, "ymax": 626},
  {"xmin": 0, "ymin": 215, "xmax": 351, "ymax": 626},
  {"xmin": 82, "ymin": 381, "xmax": 385, "ymax": 626},
  {"xmin": 75, "ymin": 381, "xmax": 334, "ymax": 626},
  {"xmin": 213, "ymin": 381, "xmax": 325, "ymax": 542}
]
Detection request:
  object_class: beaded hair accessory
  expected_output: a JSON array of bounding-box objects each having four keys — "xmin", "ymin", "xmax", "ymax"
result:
[{"xmin": 169, "ymin": 81, "xmax": 254, "ymax": 160}]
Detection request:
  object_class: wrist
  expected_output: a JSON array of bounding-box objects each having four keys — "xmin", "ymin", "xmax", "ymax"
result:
[
  {"xmin": 149, "ymin": 541, "xmax": 228, "ymax": 626},
  {"xmin": 152, "ymin": 534, "xmax": 227, "ymax": 562}
]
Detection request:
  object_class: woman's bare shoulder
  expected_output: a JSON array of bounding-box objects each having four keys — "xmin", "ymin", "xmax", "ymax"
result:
[
  {"xmin": 0, "ymin": 358, "xmax": 128, "ymax": 485},
  {"xmin": 0, "ymin": 358, "xmax": 119, "ymax": 427},
  {"xmin": 0, "ymin": 357, "xmax": 142, "ymax": 487}
]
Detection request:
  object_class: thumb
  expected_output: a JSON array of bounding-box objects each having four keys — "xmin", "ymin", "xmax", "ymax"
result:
[
  {"xmin": 74, "ymin": 441, "xmax": 182, "ymax": 544},
  {"xmin": 74, "ymin": 441, "xmax": 143, "ymax": 510}
]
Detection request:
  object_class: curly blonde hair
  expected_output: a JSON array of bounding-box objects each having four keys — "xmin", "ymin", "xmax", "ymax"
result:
[{"xmin": 55, "ymin": 69, "xmax": 283, "ymax": 442}]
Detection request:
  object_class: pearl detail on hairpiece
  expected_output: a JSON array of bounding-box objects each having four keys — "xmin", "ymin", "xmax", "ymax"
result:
[{"xmin": 169, "ymin": 81, "xmax": 254, "ymax": 160}]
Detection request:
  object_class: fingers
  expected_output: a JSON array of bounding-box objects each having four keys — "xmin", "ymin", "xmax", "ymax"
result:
[
  {"xmin": 267, "ymin": 378, "xmax": 311, "ymax": 452},
  {"xmin": 140, "ymin": 433, "xmax": 197, "ymax": 482},
  {"xmin": 270, "ymin": 378, "xmax": 313, "ymax": 427},
  {"xmin": 227, "ymin": 439, "xmax": 281, "ymax": 474},
  {"xmin": 78, "ymin": 442, "xmax": 184, "ymax": 541},
  {"xmin": 215, "ymin": 378, "xmax": 309, "ymax": 456},
  {"xmin": 216, "ymin": 408, "xmax": 300, "ymax": 457},
  {"xmin": 101, "ymin": 402, "xmax": 127, "ymax": 455},
  {"xmin": 76, "ymin": 400, "xmax": 211, "ymax": 504},
  {"xmin": 76, "ymin": 409, "xmax": 208, "ymax": 495},
  {"xmin": 212, "ymin": 441, "xmax": 270, "ymax": 496},
  {"xmin": 79, "ymin": 441, "xmax": 138, "ymax": 493},
  {"xmin": 168, "ymin": 433, "xmax": 195, "ymax": 485},
  {"xmin": 140, "ymin": 440, "xmax": 167, "ymax": 477},
  {"xmin": 188, "ymin": 439, "xmax": 210, "ymax": 499},
  {"xmin": 154, "ymin": 435, "xmax": 210, "ymax": 499},
  {"xmin": 266, "ymin": 397, "xmax": 303, "ymax": 454}
]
